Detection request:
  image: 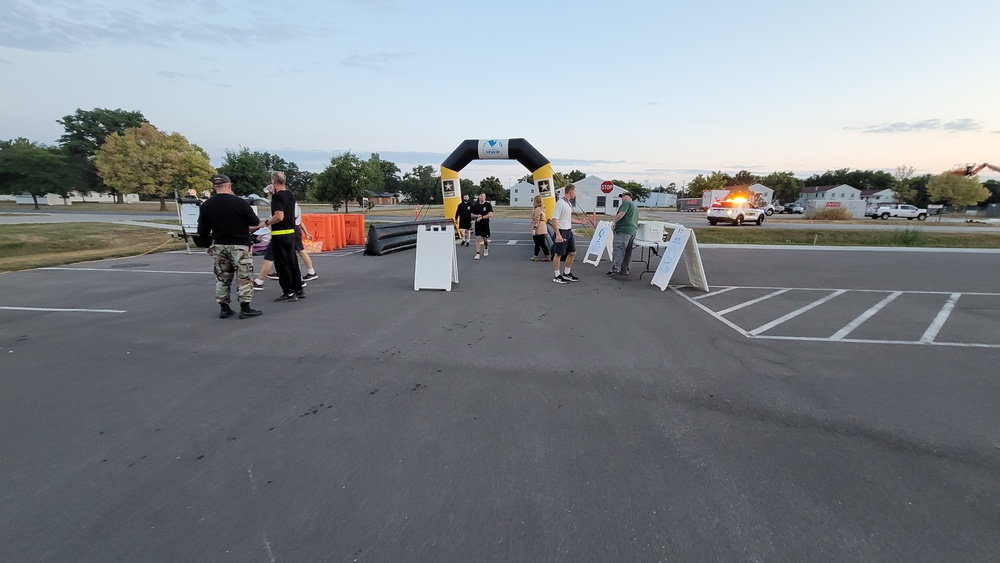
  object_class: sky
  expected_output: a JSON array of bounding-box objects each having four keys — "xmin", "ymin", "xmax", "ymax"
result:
[{"xmin": 2, "ymin": 0, "xmax": 999, "ymax": 188}]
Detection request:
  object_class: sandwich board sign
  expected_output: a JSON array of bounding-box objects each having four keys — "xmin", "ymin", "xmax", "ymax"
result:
[
  {"xmin": 414, "ymin": 224, "xmax": 459, "ymax": 291},
  {"xmin": 650, "ymin": 227, "xmax": 709, "ymax": 292},
  {"xmin": 583, "ymin": 220, "xmax": 614, "ymax": 266}
]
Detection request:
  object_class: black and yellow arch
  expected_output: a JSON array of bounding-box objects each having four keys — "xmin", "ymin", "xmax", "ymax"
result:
[{"xmin": 440, "ymin": 138, "xmax": 556, "ymax": 222}]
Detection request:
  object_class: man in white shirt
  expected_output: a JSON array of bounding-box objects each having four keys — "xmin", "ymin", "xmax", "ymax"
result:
[{"xmin": 549, "ymin": 184, "xmax": 579, "ymax": 283}]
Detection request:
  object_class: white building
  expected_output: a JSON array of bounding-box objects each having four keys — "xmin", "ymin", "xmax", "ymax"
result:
[
  {"xmin": 797, "ymin": 184, "xmax": 861, "ymax": 205},
  {"xmin": 509, "ymin": 181, "xmax": 538, "ymax": 207},
  {"xmin": 557, "ymin": 175, "xmax": 628, "ymax": 215},
  {"xmin": 636, "ymin": 192, "xmax": 677, "ymax": 208},
  {"xmin": 860, "ymin": 188, "xmax": 895, "ymax": 205},
  {"xmin": 14, "ymin": 191, "xmax": 140, "ymax": 205},
  {"xmin": 747, "ymin": 183, "xmax": 775, "ymax": 204}
]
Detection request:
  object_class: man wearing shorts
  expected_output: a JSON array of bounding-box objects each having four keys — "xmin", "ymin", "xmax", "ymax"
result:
[
  {"xmin": 470, "ymin": 192, "xmax": 493, "ymax": 260},
  {"xmin": 550, "ymin": 184, "xmax": 580, "ymax": 283},
  {"xmin": 455, "ymin": 194, "xmax": 473, "ymax": 246}
]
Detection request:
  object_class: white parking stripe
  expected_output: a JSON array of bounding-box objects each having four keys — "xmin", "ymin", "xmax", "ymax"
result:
[
  {"xmin": 670, "ymin": 287, "xmax": 750, "ymax": 337},
  {"xmin": 40, "ymin": 267, "xmax": 212, "ymax": 275},
  {"xmin": 830, "ymin": 291, "xmax": 902, "ymax": 340},
  {"xmin": 755, "ymin": 334, "xmax": 1000, "ymax": 349},
  {"xmin": 919, "ymin": 293, "xmax": 961, "ymax": 343},
  {"xmin": 692, "ymin": 286, "xmax": 738, "ymax": 300},
  {"xmin": 749, "ymin": 290, "xmax": 846, "ymax": 336},
  {"xmin": 0, "ymin": 306, "xmax": 126, "ymax": 314},
  {"xmin": 716, "ymin": 289, "xmax": 790, "ymax": 315}
]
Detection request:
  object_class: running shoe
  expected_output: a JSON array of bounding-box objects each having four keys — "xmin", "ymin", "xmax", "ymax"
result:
[
  {"xmin": 564, "ymin": 273, "xmax": 580, "ymax": 282},
  {"xmin": 552, "ymin": 275, "xmax": 568, "ymax": 284}
]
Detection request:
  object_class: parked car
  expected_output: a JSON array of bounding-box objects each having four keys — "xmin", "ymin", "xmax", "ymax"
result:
[
  {"xmin": 782, "ymin": 203, "xmax": 804, "ymax": 214},
  {"xmin": 868, "ymin": 203, "xmax": 928, "ymax": 221},
  {"xmin": 771, "ymin": 202, "xmax": 785, "ymax": 214},
  {"xmin": 707, "ymin": 200, "xmax": 766, "ymax": 226}
]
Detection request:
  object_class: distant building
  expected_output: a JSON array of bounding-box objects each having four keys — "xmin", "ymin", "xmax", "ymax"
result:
[
  {"xmin": 797, "ymin": 184, "xmax": 861, "ymax": 205},
  {"xmin": 509, "ymin": 181, "xmax": 538, "ymax": 207},
  {"xmin": 860, "ymin": 188, "xmax": 895, "ymax": 204},
  {"xmin": 636, "ymin": 192, "xmax": 677, "ymax": 208},
  {"xmin": 556, "ymin": 175, "xmax": 629, "ymax": 214}
]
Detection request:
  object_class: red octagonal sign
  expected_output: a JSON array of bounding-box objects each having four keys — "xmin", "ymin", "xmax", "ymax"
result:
[{"xmin": 600, "ymin": 181, "xmax": 613, "ymax": 194}]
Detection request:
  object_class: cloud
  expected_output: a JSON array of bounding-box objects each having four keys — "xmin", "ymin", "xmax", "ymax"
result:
[
  {"xmin": 856, "ymin": 118, "xmax": 982, "ymax": 134},
  {"xmin": 158, "ymin": 70, "xmax": 232, "ymax": 88},
  {"xmin": 0, "ymin": 0, "xmax": 294, "ymax": 51},
  {"xmin": 0, "ymin": 57, "xmax": 11, "ymax": 64},
  {"xmin": 646, "ymin": 101, "xmax": 660, "ymax": 106},
  {"xmin": 341, "ymin": 51, "xmax": 407, "ymax": 72}
]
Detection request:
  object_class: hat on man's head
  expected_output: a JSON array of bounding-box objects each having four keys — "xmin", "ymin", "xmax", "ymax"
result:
[
  {"xmin": 211, "ymin": 174, "xmax": 231, "ymax": 186},
  {"xmin": 620, "ymin": 191, "xmax": 631, "ymax": 197}
]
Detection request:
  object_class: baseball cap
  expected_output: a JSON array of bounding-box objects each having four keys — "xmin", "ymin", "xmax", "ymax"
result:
[{"xmin": 211, "ymin": 174, "xmax": 231, "ymax": 185}]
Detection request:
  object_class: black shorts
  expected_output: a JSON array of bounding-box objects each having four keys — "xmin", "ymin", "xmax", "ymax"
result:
[
  {"xmin": 263, "ymin": 241, "xmax": 273, "ymax": 261},
  {"xmin": 294, "ymin": 226, "xmax": 304, "ymax": 252},
  {"xmin": 458, "ymin": 217, "xmax": 472, "ymax": 229},
  {"xmin": 551, "ymin": 229, "xmax": 576, "ymax": 256},
  {"xmin": 474, "ymin": 220, "xmax": 490, "ymax": 238}
]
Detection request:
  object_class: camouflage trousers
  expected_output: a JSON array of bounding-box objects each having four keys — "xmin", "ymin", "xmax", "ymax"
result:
[{"xmin": 214, "ymin": 245, "xmax": 254, "ymax": 305}]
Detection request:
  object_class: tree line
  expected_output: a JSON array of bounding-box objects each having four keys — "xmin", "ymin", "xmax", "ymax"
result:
[
  {"xmin": 2, "ymin": 107, "xmax": 996, "ymax": 210},
  {"xmin": 682, "ymin": 167, "xmax": 997, "ymax": 208}
]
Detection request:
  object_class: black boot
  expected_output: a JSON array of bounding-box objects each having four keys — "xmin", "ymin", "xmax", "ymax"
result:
[
  {"xmin": 239, "ymin": 302, "xmax": 262, "ymax": 319},
  {"xmin": 219, "ymin": 303, "xmax": 235, "ymax": 319}
]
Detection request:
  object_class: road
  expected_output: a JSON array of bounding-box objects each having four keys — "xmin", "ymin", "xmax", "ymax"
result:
[{"xmin": 1, "ymin": 235, "xmax": 998, "ymax": 561}]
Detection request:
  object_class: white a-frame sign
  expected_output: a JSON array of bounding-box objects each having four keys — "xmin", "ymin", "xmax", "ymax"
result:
[
  {"xmin": 583, "ymin": 220, "xmax": 615, "ymax": 266},
  {"xmin": 650, "ymin": 227, "xmax": 709, "ymax": 292}
]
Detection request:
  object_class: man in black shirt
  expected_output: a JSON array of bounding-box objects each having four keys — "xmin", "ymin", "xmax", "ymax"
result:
[
  {"xmin": 261, "ymin": 171, "xmax": 305, "ymax": 302},
  {"xmin": 470, "ymin": 193, "xmax": 493, "ymax": 260},
  {"xmin": 454, "ymin": 194, "xmax": 472, "ymax": 246},
  {"xmin": 197, "ymin": 174, "xmax": 264, "ymax": 319}
]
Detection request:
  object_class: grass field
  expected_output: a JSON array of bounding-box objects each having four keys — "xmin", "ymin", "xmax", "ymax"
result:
[
  {"xmin": 689, "ymin": 227, "xmax": 1000, "ymax": 248},
  {"xmin": 0, "ymin": 223, "xmax": 186, "ymax": 273}
]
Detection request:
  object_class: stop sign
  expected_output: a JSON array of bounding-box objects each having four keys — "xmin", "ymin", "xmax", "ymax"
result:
[{"xmin": 600, "ymin": 181, "xmax": 613, "ymax": 194}]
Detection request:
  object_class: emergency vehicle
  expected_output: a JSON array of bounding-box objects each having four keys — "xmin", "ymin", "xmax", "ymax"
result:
[{"xmin": 706, "ymin": 196, "xmax": 767, "ymax": 226}]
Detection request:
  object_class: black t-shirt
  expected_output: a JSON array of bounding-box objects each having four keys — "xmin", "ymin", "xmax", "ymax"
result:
[
  {"xmin": 455, "ymin": 202, "xmax": 472, "ymax": 221},
  {"xmin": 197, "ymin": 193, "xmax": 259, "ymax": 246},
  {"xmin": 270, "ymin": 190, "xmax": 296, "ymax": 233},
  {"xmin": 470, "ymin": 201, "xmax": 493, "ymax": 223}
]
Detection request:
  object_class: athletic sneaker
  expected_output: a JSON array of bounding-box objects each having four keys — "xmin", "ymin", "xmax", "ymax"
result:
[
  {"xmin": 552, "ymin": 275, "xmax": 568, "ymax": 284},
  {"xmin": 302, "ymin": 272, "xmax": 319, "ymax": 282},
  {"xmin": 605, "ymin": 269, "xmax": 619, "ymax": 277},
  {"xmin": 564, "ymin": 273, "xmax": 580, "ymax": 282},
  {"xmin": 252, "ymin": 279, "xmax": 265, "ymax": 290},
  {"xmin": 474, "ymin": 253, "xmax": 481, "ymax": 260},
  {"xmin": 274, "ymin": 294, "xmax": 298, "ymax": 302},
  {"xmin": 266, "ymin": 273, "xmax": 279, "ymax": 280},
  {"xmin": 483, "ymin": 248, "xmax": 489, "ymax": 257}
]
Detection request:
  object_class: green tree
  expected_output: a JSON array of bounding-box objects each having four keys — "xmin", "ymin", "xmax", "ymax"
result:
[
  {"xmin": 726, "ymin": 170, "xmax": 760, "ymax": 187},
  {"xmin": 805, "ymin": 169, "xmax": 894, "ymax": 190},
  {"xmin": 460, "ymin": 178, "xmax": 476, "ymax": 196},
  {"xmin": 480, "ymin": 176, "xmax": 507, "ymax": 204},
  {"xmin": 399, "ymin": 165, "xmax": 440, "ymax": 204},
  {"xmin": 664, "ymin": 182, "xmax": 677, "ymax": 194},
  {"xmin": 96, "ymin": 123, "xmax": 215, "ymax": 211},
  {"xmin": 926, "ymin": 173, "xmax": 991, "ymax": 207},
  {"xmin": 360, "ymin": 153, "xmax": 386, "ymax": 194},
  {"xmin": 311, "ymin": 151, "xmax": 367, "ymax": 212},
  {"xmin": 217, "ymin": 148, "xmax": 270, "ymax": 196},
  {"xmin": 253, "ymin": 151, "xmax": 310, "ymax": 200},
  {"xmin": 909, "ymin": 174, "xmax": 933, "ymax": 208},
  {"xmin": 611, "ymin": 179, "xmax": 650, "ymax": 202},
  {"xmin": 0, "ymin": 138, "xmax": 75, "ymax": 209},
  {"xmin": 892, "ymin": 165, "xmax": 917, "ymax": 203},
  {"xmin": 377, "ymin": 157, "xmax": 402, "ymax": 195},
  {"xmin": 982, "ymin": 179, "xmax": 1000, "ymax": 204},
  {"xmin": 686, "ymin": 171, "xmax": 729, "ymax": 197},
  {"xmin": 57, "ymin": 108, "xmax": 147, "ymax": 203},
  {"xmin": 518, "ymin": 173, "xmax": 534, "ymax": 184},
  {"xmin": 761, "ymin": 171, "xmax": 803, "ymax": 204},
  {"xmin": 566, "ymin": 170, "xmax": 587, "ymax": 183}
]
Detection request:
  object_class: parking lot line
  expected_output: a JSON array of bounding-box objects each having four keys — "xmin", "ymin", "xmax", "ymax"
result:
[
  {"xmin": 830, "ymin": 291, "xmax": 902, "ymax": 340},
  {"xmin": 0, "ymin": 306, "xmax": 126, "ymax": 314},
  {"xmin": 692, "ymin": 286, "xmax": 738, "ymax": 300},
  {"xmin": 919, "ymin": 293, "xmax": 961, "ymax": 343},
  {"xmin": 716, "ymin": 289, "xmax": 790, "ymax": 316},
  {"xmin": 749, "ymin": 289, "xmax": 847, "ymax": 336},
  {"xmin": 41, "ymin": 267, "xmax": 212, "ymax": 275},
  {"xmin": 752, "ymin": 334, "xmax": 1000, "ymax": 349}
]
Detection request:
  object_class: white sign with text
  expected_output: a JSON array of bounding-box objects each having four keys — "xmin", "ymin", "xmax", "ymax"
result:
[
  {"xmin": 583, "ymin": 221, "xmax": 614, "ymax": 266},
  {"xmin": 650, "ymin": 227, "xmax": 709, "ymax": 292}
]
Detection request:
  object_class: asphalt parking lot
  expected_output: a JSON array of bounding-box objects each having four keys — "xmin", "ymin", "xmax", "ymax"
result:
[{"xmin": 1, "ymin": 230, "xmax": 999, "ymax": 561}]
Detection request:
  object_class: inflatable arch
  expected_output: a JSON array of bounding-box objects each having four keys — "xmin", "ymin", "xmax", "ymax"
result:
[{"xmin": 440, "ymin": 139, "xmax": 556, "ymax": 224}]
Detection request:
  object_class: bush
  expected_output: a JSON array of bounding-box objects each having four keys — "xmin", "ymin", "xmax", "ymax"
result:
[{"xmin": 805, "ymin": 208, "xmax": 853, "ymax": 220}]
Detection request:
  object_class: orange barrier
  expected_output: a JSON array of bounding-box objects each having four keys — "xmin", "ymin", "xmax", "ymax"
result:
[{"xmin": 300, "ymin": 213, "xmax": 366, "ymax": 250}]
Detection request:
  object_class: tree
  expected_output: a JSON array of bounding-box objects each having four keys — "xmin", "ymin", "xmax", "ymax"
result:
[
  {"xmin": 805, "ymin": 168, "xmax": 894, "ymax": 190},
  {"xmin": 908, "ymin": 174, "xmax": 933, "ymax": 208},
  {"xmin": 217, "ymin": 148, "xmax": 270, "ymax": 196},
  {"xmin": 253, "ymin": 151, "xmax": 310, "ymax": 200},
  {"xmin": 96, "ymin": 123, "xmax": 215, "ymax": 211},
  {"xmin": 0, "ymin": 138, "xmax": 75, "ymax": 209},
  {"xmin": 460, "ymin": 178, "xmax": 476, "ymax": 196},
  {"xmin": 518, "ymin": 173, "xmax": 534, "ymax": 184},
  {"xmin": 611, "ymin": 179, "xmax": 650, "ymax": 202},
  {"xmin": 686, "ymin": 171, "xmax": 729, "ymax": 197},
  {"xmin": 565, "ymin": 170, "xmax": 587, "ymax": 183},
  {"xmin": 892, "ymin": 165, "xmax": 917, "ymax": 203},
  {"xmin": 726, "ymin": 170, "xmax": 759, "ymax": 187},
  {"xmin": 983, "ymin": 179, "xmax": 1000, "ymax": 205},
  {"xmin": 761, "ymin": 171, "xmax": 803, "ymax": 204},
  {"xmin": 377, "ymin": 157, "xmax": 402, "ymax": 195},
  {"xmin": 926, "ymin": 173, "xmax": 991, "ymax": 207},
  {"xmin": 665, "ymin": 182, "xmax": 677, "ymax": 194},
  {"xmin": 57, "ymin": 108, "xmax": 147, "ymax": 203},
  {"xmin": 360, "ymin": 153, "xmax": 386, "ymax": 195},
  {"xmin": 480, "ymin": 176, "xmax": 507, "ymax": 204},
  {"xmin": 398, "ymin": 165, "xmax": 440, "ymax": 204},
  {"xmin": 311, "ymin": 151, "xmax": 367, "ymax": 212}
]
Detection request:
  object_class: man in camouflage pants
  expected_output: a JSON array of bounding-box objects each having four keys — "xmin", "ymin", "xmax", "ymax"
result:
[{"xmin": 197, "ymin": 174, "xmax": 264, "ymax": 319}]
